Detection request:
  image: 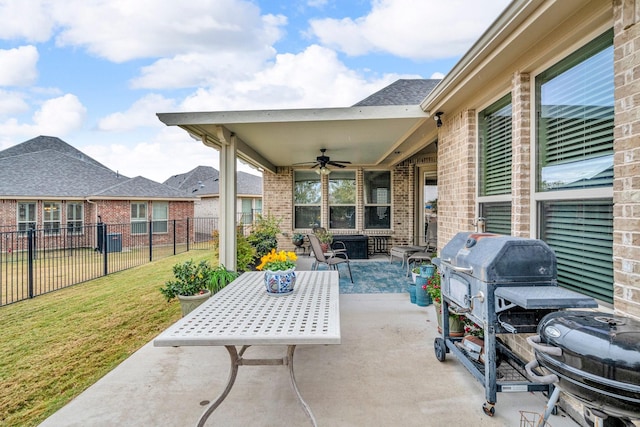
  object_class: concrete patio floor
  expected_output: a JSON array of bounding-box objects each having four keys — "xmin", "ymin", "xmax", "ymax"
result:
[{"xmin": 39, "ymin": 270, "xmax": 582, "ymax": 426}]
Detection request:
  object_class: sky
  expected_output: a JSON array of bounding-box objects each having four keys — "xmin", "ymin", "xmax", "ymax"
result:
[{"xmin": 0, "ymin": 0, "xmax": 510, "ymax": 183}]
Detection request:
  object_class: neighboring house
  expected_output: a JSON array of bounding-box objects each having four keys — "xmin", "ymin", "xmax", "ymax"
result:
[
  {"xmin": 158, "ymin": 3, "xmax": 637, "ymax": 313},
  {"xmin": 0, "ymin": 135, "xmax": 196, "ymax": 249},
  {"xmin": 164, "ymin": 165, "xmax": 262, "ymax": 224}
]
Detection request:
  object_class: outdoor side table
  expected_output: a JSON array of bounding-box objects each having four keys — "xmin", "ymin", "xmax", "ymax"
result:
[{"xmin": 154, "ymin": 270, "xmax": 341, "ymax": 427}]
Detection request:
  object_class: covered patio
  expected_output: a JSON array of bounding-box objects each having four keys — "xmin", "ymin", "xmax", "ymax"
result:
[{"xmin": 39, "ymin": 257, "xmax": 581, "ymax": 427}]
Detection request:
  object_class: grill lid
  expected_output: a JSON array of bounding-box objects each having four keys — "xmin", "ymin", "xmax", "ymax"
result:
[{"xmin": 439, "ymin": 232, "xmax": 556, "ymax": 284}]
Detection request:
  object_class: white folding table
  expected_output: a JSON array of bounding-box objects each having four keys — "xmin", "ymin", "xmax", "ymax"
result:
[{"xmin": 154, "ymin": 270, "xmax": 341, "ymax": 426}]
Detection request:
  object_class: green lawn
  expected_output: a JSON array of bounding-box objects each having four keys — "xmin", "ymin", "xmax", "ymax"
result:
[{"xmin": 0, "ymin": 250, "xmax": 215, "ymax": 427}]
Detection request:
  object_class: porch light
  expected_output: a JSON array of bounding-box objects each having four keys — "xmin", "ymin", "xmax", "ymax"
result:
[{"xmin": 434, "ymin": 112, "xmax": 444, "ymax": 128}]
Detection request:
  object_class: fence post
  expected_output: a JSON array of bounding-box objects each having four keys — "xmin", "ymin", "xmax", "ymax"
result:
[
  {"xmin": 27, "ymin": 228, "xmax": 34, "ymax": 298},
  {"xmin": 172, "ymin": 219, "xmax": 176, "ymax": 255},
  {"xmin": 102, "ymin": 224, "xmax": 108, "ymax": 276},
  {"xmin": 186, "ymin": 218, "xmax": 190, "ymax": 252},
  {"xmin": 148, "ymin": 220, "xmax": 153, "ymax": 262}
]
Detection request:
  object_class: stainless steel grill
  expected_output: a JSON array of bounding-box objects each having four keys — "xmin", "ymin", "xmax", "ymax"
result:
[{"xmin": 433, "ymin": 232, "xmax": 598, "ymax": 417}]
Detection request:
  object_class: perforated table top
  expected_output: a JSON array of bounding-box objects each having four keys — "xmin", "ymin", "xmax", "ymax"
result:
[{"xmin": 154, "ymin": 271, "xmax": 341, "ymax": 347}]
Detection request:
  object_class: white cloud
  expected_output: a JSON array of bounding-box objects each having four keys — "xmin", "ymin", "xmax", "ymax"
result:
[
  {"xmin": 98, "ymin": 94, "xmax": 176, "ymax": 131},
  {"xmin": 49, "ymin": 0, "xmax": 286, "ymax": 63},
  {"xmin": 0, "ymin": 0, "xmax": 54, "ymax": 42},
  {"xmin": 82, "ymin": 127, "xmax": 226, "ymax": 182},
  {"xmin": 0, "ymin": 45, "xmax": 39, "ymax": 86},
  {"xmin": 0, "ymin": 90, "xmax": 29, "ymax": 116},
  {"xmin": 309, "ymin": 0, "xmax": 510, "ymax": 60},
  {"xmin": 181, "ymin": 44, "xmax": 420, "ymax": 111},
  {"xmin": 0, "ymin": 94, "xmax": 86, "ymax": 139}
]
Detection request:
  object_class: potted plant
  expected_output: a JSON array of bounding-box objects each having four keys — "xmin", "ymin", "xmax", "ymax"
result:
[
  {"xmin": 316, "ymin": 230, "xmax": 333, "ymax": 253},
  {"xmin": 425, "ymin": 267, "xmax": 465, "ymax": 336},
  {"xmin": 160, "ymin": 260, "xmax": 237, "ymax": 316},
  {"xmin": 291, "ymin": 233, "xmax": 304, "ymax": 247},
  {"xmin": 256, "ymin": 249, "xmax": 298, "ymax": 295}
]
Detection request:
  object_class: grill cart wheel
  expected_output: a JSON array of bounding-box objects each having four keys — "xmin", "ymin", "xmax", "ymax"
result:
[
  {"xmin": 483, "ymin": 402, "xmax": 495, "ymax": 417},
  {"xmin": 434, "ymin": 338, "xmax": 447, "ymax": 362}
]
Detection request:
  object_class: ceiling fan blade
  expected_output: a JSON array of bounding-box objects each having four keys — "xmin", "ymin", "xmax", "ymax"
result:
[
  {"xmin": 328, "ymin": 161, "xmax": 350, "ymax": 167},
  {"xmin": 292, "ymin": 161, "xmax": 318, "ymax": 166}
]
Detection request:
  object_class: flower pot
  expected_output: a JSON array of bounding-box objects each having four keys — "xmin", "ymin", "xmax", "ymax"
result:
[
  {"xmin": 420, "ymin": 264, "xmax": 435, "ymax": 278},
  {"xmin": 433, "ymin": 302, "xmax": 465, "ymax": 337},
  {"xmin": 264, "ymin": 268, "xmax": 296, "ymax": 295},
  {"xmin": 415, "ymin": 276, "xmax": 431, "ymax": 307},
  {"xmin": 177, "ymin": 290, "xmax": 211, "ymax": 317},
  {"xmin": 408, "ymin": 283, "xmax": 416, "ymax": 304}
]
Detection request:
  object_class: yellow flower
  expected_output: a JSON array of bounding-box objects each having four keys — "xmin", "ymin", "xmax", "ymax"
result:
[{"xmin": 256, "ymin": 249, "xmax": 297, "ymax": 271}]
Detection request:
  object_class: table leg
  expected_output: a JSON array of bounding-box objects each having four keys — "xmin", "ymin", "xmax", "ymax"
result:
[
  {"xmin": 196, "ymin": 345, "xmax": 240, "ymax": 427},
  {"xmin": 287, "ymin": 345, "xmax": 318, "ymax": 427}
]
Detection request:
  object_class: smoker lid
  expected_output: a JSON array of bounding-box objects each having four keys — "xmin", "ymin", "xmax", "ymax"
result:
[
  {"xmin": 538, "ymin": 311, "xmax": 640, "ymax": 378},
  {"xmin": 439, "ymin": 232, "xmax": 556, "ymax": 283}
]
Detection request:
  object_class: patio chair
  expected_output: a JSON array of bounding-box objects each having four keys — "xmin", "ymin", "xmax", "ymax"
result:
[
  {"xmin": 406, "ymin": 222, "xmax": 437, "ymax": 276},
  {"xmin": 312, "ymin": 227, "xmax": 348, "ymax": 256},
  {"xmin": 308, "ymin": 233, "xmax": 353, "ymax": 283}
]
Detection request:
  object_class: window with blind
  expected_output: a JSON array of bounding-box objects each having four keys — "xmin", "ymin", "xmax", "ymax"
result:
[
  {"xmin": 536, "ymin": 30, "xmax": 614, "ymax": 192},
  {"xmin": 540, "ymin": 201, "xmax": 613, "ymax": 302},
  {"xmin": 364, "ymin": 171, "xmax": 391, "ymax": 229},
  {"xmin": 479, "ymin": 94, "xmax": 512, "ymax": 196},
  {"xmin": 480, "ymin": 202, "xmax": 511, "ymax": 235},
  {"xmin": 536, "ymin": 30, "xmax": 614, "ymax": 303}
]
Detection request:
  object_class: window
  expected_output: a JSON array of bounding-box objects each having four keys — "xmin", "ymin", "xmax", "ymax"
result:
[
  {"xmin": 131, "ymin": 202, "xmax": 148, "ymax": 234},
  {"xmin": 152, "ymin": 202, "xmax": 168, "ymax": 234},
  {"xmin": 67, "ymin": 202, "xmax": 84, "ymax": 234},
  {"xmin": 536, "ymin": 30, "xmax": 614, "ymax": 303},
  {"xmin": 240, "ymin": 199, "xmax": 253, "ymax": 224},
  {"xmin": 293, "ymin": 171, "xmax": 321, "ymax": 228},
  {"xmin": 43, "ymin": 202, "xmax": 61, "ymax": 234},
  {"xmin": 540, "ymin": 201, "xmax": 613, "ymax": 302},
  {"xmin": 478, "ymin": 94, "xmax": 512, "ymax": 235},
  {"xmin": 536, "ymin": 30, "xmax": 614, "ymax": 192},
  {"xmin": 328, "ymin": 171, "xmax": 356, "ymax": 229},
  {"xmin": 18, "ymin": 202, "xmax": 36, "ymax": 233},
  {"xmin": 480, "ymin": 202, "xmax": 511, "ymax": 235},
  {"xmin": 364, "ymin": 171, "xmax": 391, "ymax": 229},
  {"xmin": 479, "ymin": 94, "xmax": 512, "ymax": 197}
]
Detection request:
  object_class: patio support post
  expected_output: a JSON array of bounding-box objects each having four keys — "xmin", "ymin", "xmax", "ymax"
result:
[{"xmin": 217, "ymin": 128, "xmax": 238, "ymax": 271}]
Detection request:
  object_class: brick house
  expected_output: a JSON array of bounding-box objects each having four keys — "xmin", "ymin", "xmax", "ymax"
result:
[
  {"xmin": 158, "ymin": 2, "xmax": 639, "ymax": 420},
  {"xmin": 164, "ymin": 165, "xmax": 263, "ymax": 224},
  {"xmin": 158, "ymin": 3, "xmax": 638, "ymax": 319},
  {"xmin": 0, "ymin": 136, "xmax": 196, "ymax": 250}
]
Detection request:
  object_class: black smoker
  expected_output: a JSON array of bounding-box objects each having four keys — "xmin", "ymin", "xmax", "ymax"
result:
[
  {"xmin": 528, "ymin": 311, "xmax": 640, "ymax": 425},
  {"xmin": 432, "ymin": 232, "xmax": 597, "ymax": 417}
]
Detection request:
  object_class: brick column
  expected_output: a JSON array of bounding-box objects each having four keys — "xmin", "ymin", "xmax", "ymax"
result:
[
  {"xmin": 613, "ymin": 0, "xmax": 640, "ymax": 318},
  {"xmin": 511, "ymin": 72, "xmax": 531, "ymax": 238}
]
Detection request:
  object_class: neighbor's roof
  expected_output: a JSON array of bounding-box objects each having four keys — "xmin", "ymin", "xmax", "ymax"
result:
[
  {"xmin": 0, "ymin": 136, "xmax": 195, "ymax": 200},
  {"xmin": 164, "ymin": 165, "xmax": 262, "ymax": 197}
]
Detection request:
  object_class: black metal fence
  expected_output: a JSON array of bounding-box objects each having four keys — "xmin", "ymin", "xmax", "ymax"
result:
[{"xmin": 0, "ymin": 218, "xmax": 219, "ymax": 307}]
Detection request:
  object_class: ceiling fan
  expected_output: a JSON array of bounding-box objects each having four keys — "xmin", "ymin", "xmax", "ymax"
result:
[{"xmin": 294, "ymin": 148, "xmax": 351, "ymax": 174}]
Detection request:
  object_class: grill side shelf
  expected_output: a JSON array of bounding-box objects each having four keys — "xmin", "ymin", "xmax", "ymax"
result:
[{"xmin": 494, "ymin": 286, "xmax": 598, "ymax": 310}]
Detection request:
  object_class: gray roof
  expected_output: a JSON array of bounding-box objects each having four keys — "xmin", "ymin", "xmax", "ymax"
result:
[
  {"xmin": 352, "ymin": 79, "xmax": 440, "ymax": 107},
  {"xmin": 0, "ymin": 136, "xmax": 195, "ymax": 200},
  {"xmin": 164, "ymin": 166, "xmax": 262, "ymax": 196}
]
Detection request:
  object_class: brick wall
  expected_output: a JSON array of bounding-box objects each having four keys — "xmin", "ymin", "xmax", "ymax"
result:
[
  {"xmin": 437, "ymin": 110, "xmax": 477, "ymax": 246},
  {"xmin": 511, "ymin": 72, "xmax": 532, "ymax": 238},
  {"xmin": 613, "ymin": 0, "xmax": 640, "ymax": 319}
]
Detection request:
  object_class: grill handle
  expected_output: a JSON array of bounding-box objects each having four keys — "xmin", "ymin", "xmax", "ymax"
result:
[
  {"xmin": 524, "ymin": 359, "xmax": 559, "ymax": 384},
  {"xmin": 441, "ymin": 259, "xmax": 473, "ymax": 274},
  {"xmin": 526, "ymin": 335, "xmax": 563, "ymax": 357}
]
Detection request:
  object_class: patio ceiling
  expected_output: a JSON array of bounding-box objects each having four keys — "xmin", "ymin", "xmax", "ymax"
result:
[{"xmin": 157, "ymin": 105, "xmax": 436, "ymax": 174}]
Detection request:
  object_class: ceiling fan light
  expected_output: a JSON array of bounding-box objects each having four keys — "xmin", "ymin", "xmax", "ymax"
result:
[{"xmin": 316, "ymin": 166, "xmax": 331, "ymax": 175}]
